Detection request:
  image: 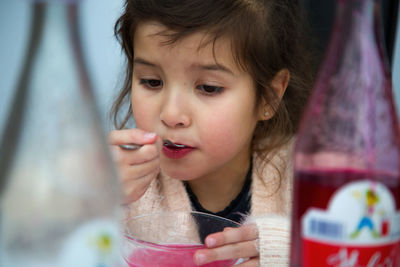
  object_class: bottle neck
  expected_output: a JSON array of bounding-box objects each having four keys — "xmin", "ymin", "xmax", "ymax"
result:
[
  {"xmin": 336, "ymin": 0, "xmax": 374, "ymax": 35},
  {"xmin": 323, "ymin": 0, "xmax": 379, "ymax": 74},
  {"xmin": 32, "ymin": 0, "xmax": 80, "ymax": 3},
  {"xmin": 29, "ymin": 2, "xmax": 92, "ymax": 96},
  {"xmin": 32, "ymin": 2, "xmax": 78, "ymax": 50}
]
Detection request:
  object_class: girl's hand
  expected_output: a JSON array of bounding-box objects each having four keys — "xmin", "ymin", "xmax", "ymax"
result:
[
  {"xmin": 194, "ymin": 224, "xmax": 259, "ymax": 266},
  {"xmin": 108, "ymin": 129, "xmax": 160, "ymax": 204}
]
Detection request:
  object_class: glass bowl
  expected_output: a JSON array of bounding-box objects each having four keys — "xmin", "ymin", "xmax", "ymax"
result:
[{"xmin": 122, "ymin": 211, "xmax": 241, "ymax": 267}]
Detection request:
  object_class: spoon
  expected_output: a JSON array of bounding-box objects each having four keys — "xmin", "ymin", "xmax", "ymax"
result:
[
  {"xmin": 119, "ymin": 143, "xmax": 142, "ymax": 150},
  {"xmin": 119, "ymin": 140, "xmax": 185, "ymax": 151},
  {"xmin": 163, "ymin": 140, "xmax": 185, "ymax": 148}
]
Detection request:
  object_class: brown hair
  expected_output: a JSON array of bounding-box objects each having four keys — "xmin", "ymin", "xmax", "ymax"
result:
[{"xmin": 111, "ymin": 0, "xmax": 316, "ymax": 163}]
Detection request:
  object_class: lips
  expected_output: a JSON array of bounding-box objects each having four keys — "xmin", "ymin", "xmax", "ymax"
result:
[{"xmin": 162, "ymin": 139, "xmax": 195, "ymax": 159}]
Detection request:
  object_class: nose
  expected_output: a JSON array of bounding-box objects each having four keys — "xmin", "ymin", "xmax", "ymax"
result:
[{"xmin": 160, "ymin": 90, "xmax": 191, "ymax": 128}]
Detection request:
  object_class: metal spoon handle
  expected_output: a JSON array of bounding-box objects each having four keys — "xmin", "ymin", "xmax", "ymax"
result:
[{"xmin": 119, "ymin": 143, "xmax": 142, "ymax": 150}]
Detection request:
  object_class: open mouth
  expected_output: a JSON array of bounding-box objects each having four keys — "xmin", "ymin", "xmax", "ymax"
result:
[
  {"xmin": 162, "ymin": 139, "xmax": 194, "ymax": 159},
  {"xmin": 163, "ymin": 139, "xmax": 188, "ymax": 149}
]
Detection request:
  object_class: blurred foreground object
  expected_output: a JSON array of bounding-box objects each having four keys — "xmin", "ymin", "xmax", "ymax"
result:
[{"xmin": 0, "ymin": 1, "xmax": 123, "ymax": 266}]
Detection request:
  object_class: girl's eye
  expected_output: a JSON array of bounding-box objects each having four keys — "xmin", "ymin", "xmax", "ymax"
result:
[
  {"xmin": 140, "ymin": 79, "xmax": 163, "ymax": 89},
  {"xmin": 196, "ymin": 85, "xmax": 224, "ymax": 95}
]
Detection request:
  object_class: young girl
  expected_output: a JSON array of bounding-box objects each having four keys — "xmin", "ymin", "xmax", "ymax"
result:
[{"xmin": 108, "ymin": 0, "xmax": 314, "ymax": 265}]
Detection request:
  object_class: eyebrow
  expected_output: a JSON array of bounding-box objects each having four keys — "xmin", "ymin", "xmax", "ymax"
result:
[
  {"xmin": 133, "ymin": 57, "xmax": 234, "ymax": 76},
  {"xmin": 133, "ymin": 58, "xmax": 158, "ymax": 68},
  {"xmin": 193, "ymin": 63, "xmax": 234, "ymax": 75}
]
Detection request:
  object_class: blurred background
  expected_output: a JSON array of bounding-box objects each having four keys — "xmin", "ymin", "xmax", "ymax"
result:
[
  {"xmin": 0, "ymin": 0, "xmax": 124, "ymax": 134},
  {"xmin": 0, "ymin": 0, "xmax": 399, "ymax": 135}
]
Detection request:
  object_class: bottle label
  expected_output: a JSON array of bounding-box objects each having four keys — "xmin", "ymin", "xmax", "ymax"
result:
[
  {"xmin": 301, "ymin": 180, "xmax": 400, "ymax": 266},
  {"xmin": 59, "ymin": 219, "xmax": 123, "ymax": 267}
]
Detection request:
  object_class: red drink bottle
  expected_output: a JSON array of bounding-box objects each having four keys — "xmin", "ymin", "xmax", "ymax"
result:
[{"xmin": 289, "ymin": 0, "xmax": 400, "ymax": 266}]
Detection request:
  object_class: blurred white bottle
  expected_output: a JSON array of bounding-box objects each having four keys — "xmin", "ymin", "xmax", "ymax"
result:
[{"xmin": 0, "ymin": 0, "xmax": 123, "ymax": 266}]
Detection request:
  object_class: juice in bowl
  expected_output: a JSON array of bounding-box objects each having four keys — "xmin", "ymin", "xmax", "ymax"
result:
[{"xmin": 122, "ymin": 211, "xmax": 241, "ymax": 267}]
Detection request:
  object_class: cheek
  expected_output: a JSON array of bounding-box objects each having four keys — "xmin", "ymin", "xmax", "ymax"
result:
[
  {"xmin": 131, "ymin": 95, "xmax": 156, "ymax": 131},
  {"xmin": 198, "ymin": 109, "xmax": 256, "ymax": 157}
]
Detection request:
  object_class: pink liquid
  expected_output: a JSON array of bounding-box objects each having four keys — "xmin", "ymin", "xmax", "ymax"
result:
[
  {"xmin": 290, "ymin": 169, "xmax": 400, "ymax": 266},
  {"xmin": 124, "ymin": 239, "xmax": 237, "ymax": 267}
]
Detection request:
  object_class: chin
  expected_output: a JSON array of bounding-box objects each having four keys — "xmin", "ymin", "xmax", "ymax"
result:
[{"xmin": 160, "ymin": 166, "xmax": 198, "ymax": 181}]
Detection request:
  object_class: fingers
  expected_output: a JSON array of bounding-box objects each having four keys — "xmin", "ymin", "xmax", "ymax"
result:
[
  {"xmin": 123, "ymin": 170, "xmax": 159, "ymax": 204},
  {"xmin": 119, "ymin": 155, "xmax": 160, "ymax": 179},
  {"xmin": 235, "ymin": 258, "xmax": 259, "ymax": 267},
  {"xmin": 108, "ymin": 128, "xmax": 161, "ymax": 204},
  {"xmin": 112, "ymin": 142, "xmax": 159, "ymax": 165},
  {"xmin": 205, "ymin": 225, "xmax": 258, "ymax": 248},
  {"xmin": 194, "ymin": 225, "xmax": 259, "ymax": 266},
  {"xmin": 115, "ymin": 146, "xmax": 160, "ymax": 203},
  {"xmin": 195, "ymin": 240, "xmax": 258, "ymax": 265},
  {"xmin": 108, "ymin": 128, "xmax": 158, "ymax": 146}
]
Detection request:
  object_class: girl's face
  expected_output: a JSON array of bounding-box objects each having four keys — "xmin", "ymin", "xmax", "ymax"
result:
[{"xmin": 131, "ymin": 22, "xmax": 264, "ymax": 181}]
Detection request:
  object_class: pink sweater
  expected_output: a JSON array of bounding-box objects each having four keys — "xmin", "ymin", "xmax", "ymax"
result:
[{"xmin": 126, "ymin": 141, "xmax": 294, "ymax": 266}]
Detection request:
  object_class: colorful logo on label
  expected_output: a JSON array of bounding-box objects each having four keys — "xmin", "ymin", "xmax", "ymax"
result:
[
  {"xmin": 350, "ymin": 185, "xmax": 387, "ymax": 240},
  {"xmin": 302, "ymin": 180, "xmax": 400, "ymax": 266},
  {"xmin": 59, "ymin": 220, "xmax": 122, "ymax": 267}
]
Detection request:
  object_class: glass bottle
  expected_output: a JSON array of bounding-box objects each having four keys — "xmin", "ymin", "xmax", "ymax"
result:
[
  {"xmin": 290, "ymin": 0, "xmax": 400, "ymax": 266},
  {"xmin": 0, "ymin": 1, "xmax": 123, "ymax": 266}
]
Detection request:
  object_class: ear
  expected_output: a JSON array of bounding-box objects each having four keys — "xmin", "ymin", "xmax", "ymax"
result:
[{"xmin": 258, "ymin": 69, "xmax": 290, "ymax": 120}]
